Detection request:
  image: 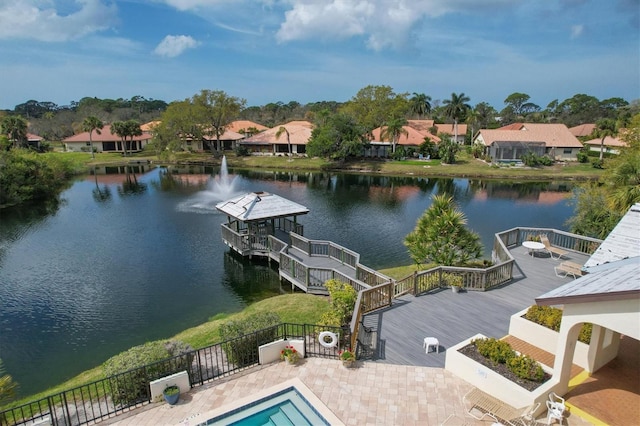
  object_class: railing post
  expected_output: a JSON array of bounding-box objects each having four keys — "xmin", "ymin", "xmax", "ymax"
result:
[{"xmin": 413, "ymin": 271, "xmax": 418, "ymax": 295}]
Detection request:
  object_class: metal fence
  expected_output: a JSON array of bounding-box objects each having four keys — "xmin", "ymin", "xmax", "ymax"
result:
[{"xmin": 0, "ymin": 323, "xmax": 344, "ymax": 426}]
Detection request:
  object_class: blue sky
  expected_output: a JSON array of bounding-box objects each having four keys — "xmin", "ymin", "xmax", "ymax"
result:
[{"xmin": 0, "ymin": 0, "xmax": 638, "ymax": 111}]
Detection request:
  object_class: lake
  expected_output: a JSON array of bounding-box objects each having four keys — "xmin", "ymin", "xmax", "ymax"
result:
[{"xmin": 0, "ymin": 164, "xmax": 576, "ymax": 396}]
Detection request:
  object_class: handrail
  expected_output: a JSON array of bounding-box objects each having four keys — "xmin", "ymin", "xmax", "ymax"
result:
[{"xmin": 0, "ymin": 323, "xmax": 344, "ymax": 426}]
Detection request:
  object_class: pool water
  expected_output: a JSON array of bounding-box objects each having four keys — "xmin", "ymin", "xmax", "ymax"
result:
[{"xmin": 201, "ymin": 387, "xmax": 330, "ymax": 426}]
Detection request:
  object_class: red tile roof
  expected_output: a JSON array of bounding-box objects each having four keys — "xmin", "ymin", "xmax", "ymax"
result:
[
  {"xmin": 63, "ymin": 125, "xmax": 152, "ymax": 143},
  {"xmin": 476, "ymin": 123, "xmax": 583, "ymax": 148},
  {"xmin": 243, "ymin": 121, "xmax": 314, "ymax": 145},
  {"xmin": 569, "ymin": 123, "xmax": 596, "ymax": 137},
  {"xmin": 583, "ymin": 136, "xmax": 628, "ymax": 148},
  {"xmin": 27, "ymin": 133, "xmax": 43, "ymax": 141},
  {"xmin": 227, "ymin": 120, "xmax": 269, "ymax": 133},
  {"xmin": 370, "ymin": 125, "xmax": 440, "ymax": 145}
]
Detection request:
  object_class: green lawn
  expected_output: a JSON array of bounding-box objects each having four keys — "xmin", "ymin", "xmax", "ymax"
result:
[
  {"xmin": 2, "ymin": 294, "xmax": 330, "ymax": 411},
  {"xmin": 54, "ymin": 149, "xmax": 605, "ymax": 181}
]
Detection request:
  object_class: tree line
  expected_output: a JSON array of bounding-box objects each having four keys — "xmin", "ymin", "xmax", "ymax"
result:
[{"xmin": 1, "ymin": 89, "xmax": 636, "ymax": 143}]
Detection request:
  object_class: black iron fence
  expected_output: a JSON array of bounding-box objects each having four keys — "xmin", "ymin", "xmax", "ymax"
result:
[{"xmin": 0, "ymin": 323, "xmax": 345, "ymax": 426}]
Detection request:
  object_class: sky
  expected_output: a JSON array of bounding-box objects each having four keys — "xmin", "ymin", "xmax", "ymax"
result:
[{"xmin": 0, "ymin": 0, "xmax": 639, "ymax": 111}]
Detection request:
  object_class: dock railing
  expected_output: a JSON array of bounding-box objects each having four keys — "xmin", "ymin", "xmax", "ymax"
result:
[{"xmin": 393, "ymin": 227, "xmax": 600, "ymax": 296}]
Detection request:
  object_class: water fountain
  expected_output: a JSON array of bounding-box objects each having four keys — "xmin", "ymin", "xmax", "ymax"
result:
[{"xmin": 177, "ymin": 156, "xmax": 241, "ymax": 213}]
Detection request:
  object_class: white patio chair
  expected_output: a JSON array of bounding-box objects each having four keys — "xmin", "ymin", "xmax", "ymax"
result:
[{"xmin": 547, "ymin": 401, "xmax": 564, "ymax": 425}]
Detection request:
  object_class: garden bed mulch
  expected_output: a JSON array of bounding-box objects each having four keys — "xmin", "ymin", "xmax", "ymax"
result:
[{"xmin": 458, "ymin": 344, "xmax": 551, "ymax": 392}]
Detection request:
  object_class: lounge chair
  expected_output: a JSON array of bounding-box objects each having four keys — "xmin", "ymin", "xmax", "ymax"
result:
[
  {"xmin": 463, "ymin": 388, "xmax": 539, "ymax": 426},
  {"xmin": 540, "ymin": 235, "xmax": 568, "ymax": 260},
  {"xmin": 554, "ymin": 261, "xmax": 584, "ymax": 279}
]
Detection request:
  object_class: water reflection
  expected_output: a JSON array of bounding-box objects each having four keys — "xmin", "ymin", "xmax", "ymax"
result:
[
  {"xmin": 0, "ymin": 165, "xmax": 578, "ymax": 396},
  {"xmin": 222, "ymin": 251, "xmax": 282, "ymax": 304}
]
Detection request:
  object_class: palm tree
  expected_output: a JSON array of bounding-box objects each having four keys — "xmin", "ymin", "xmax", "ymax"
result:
[
  {"xmin": 465, "ymin": 108, "xmax": 481, "ymax": 142},
  {"xmin": 443, "ymin": 93, "xmax": 471, "ymax": 144},
  {"xmin": 275, "ymin": 126, "xmax": 291, "ymax": 155},
  {"xmin": 410, "ymin": 93, "xmax": 432, "ymax": 119},
  {"xmin": 0, "ymin": 359, "xmax": 18, "ymax": 407},
  {"xmin": 404, "ymin": 194, "xmax": 482, "ymax": 266},
  {"xmin": 593, "ymin": 118, "xmax": 617, "ymax": 161},
  {"xmin": 1, "ymin": 116, "xmax": 28, "ymax": 148},
  {"xmin": 380, "ymin": 117, "xmax": 408, "ymax": 154},
  {"xmin": 82, "ymin": 116, "xmax": 103, "ymax": 159}
]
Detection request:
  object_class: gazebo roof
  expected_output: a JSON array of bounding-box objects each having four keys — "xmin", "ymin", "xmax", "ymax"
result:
[{"xmin": 216, "ymin": 192, "xmax": 309, "ymax": 222}]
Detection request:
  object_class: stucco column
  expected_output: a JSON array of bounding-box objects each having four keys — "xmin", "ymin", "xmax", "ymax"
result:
[
  {"xmin": 552, "ymin": 319, "xmax": 582, "ymax": 395},
  {"xmin": 588, "ymin": 325, "xmax": 621, "ymax": 373}
]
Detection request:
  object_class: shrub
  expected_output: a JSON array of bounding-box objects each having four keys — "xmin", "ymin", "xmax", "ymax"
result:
[
  {"xmin": 219, "ymin": 312, "xmax": 281, "ymax": 367},
  {"xmin": 472, "ymin": 338, "xmax": 545, "ymax": 382},
  {"xmin": 325, "ymin": 279, "xmax": 357, "ymax": 325},
  {"xmin": 472, "ymin": 338, "xmax": 514, "ymax": 364},
  {"xmin": 102, "ymin": 340, "xmax": 193, "ymax": 407},
  {"xmin": 508, "ymin": 354, "xmax": 545, "ymax": 382},
  {"xmin": 524, "ymin": 305, "xmax": 591, "ymax": 344},
  {"xmin": 442, "ymin": 272, "xmax": 463, "ymax": 287},
  {"xmin": 591, "ymin": 158, "xmax": 604, "ymax": 169},
  {"xmin": 235, "ymin": 145, "xmax": 251, "ymax": 156},
  {"xmin": 576, "ymin": 148, "xmax": 589, "ymax": 163}
]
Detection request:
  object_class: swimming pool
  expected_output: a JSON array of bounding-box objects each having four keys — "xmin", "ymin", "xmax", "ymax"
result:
[
  {"xmin": 200, "ymin": 387, "xmax": 327, "ymax": 425},
  {"xmin": 194, "ymin": 379, "xmax": 343, "ymax": 426}
]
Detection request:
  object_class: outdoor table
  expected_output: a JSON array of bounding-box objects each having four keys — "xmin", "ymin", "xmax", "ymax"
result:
[{"xmin": 522, "ymin": 241, "xmax": 545, "ymax": 257}]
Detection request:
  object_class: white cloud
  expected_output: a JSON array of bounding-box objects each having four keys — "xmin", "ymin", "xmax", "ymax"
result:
[
  {"xmin": 275, "ymin": 0, "xmax": 518, "ymax": 50},
  {"xmin": 0, "ymin": 0, "xmax": 118, "ymax": 42},
  {"xmin": 570, "ymin": 24, "xmax": 584, "ymax": 39},
  {"xmin": 154, "ymin": 35, "xmax": 199, "ymax": 58}
]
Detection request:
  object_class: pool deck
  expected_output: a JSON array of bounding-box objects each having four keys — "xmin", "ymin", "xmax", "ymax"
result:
[{"xmin": 103, "ymin": 357, "xmax": 593, "ymax": 426}]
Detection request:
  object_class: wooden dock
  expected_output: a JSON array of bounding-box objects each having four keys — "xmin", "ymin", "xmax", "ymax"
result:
[{"xmin": 362, "ymin": 245, "xmax": 590, "ymax": 367}]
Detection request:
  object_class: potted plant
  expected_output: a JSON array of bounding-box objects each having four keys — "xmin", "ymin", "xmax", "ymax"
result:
[
  {"xmin": 162, "ymin": 385, "xmax": 180, "ymax": 405},
  {"xmin": 444, "ymin": 273, "xmax": 463, "ymax": 293},
  {"xmin": 280, "ymin": 345, "xmax": 300, "ymax": 365},
  {"xmin": 339, "ymin": 349, "xmax": 356, "ymax": 368}
]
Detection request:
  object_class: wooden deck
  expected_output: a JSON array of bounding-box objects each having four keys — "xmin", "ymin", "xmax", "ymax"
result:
[{"xmin": 362, "ymin": 245, "xmax": 590, "ymax": 367}]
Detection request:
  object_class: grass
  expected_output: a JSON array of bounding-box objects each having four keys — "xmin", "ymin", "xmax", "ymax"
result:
[
  {"xmin": 1, "ymin": 294, "xmax": 330, "ymax": 412},
  {"xmin": 377, "ymin": 263, "xmax": 433, "ymax": 280},
  {"xmin": 56, "ymin": 149, "xmax": 605, "ymax": 181}
]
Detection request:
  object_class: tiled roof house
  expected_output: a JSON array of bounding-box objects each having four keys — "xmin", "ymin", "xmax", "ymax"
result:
[
  {"xmin": 368, "ymin": 119, "xmax": 457, "ymax": 158},
  {"xmin": 569, "ymin": 123, "xmax": 596, "ymax": 138},
  {"xmin": 240, "ymin": 121, "xmax": 314, "ymax": 155},
  {"xmin": 583, "ymin": 135, "xmax": 628, "ymax": 155},
  {"xmin": 63, "ymin": 124, "xmax": 152, "ymax": 153},
  {"xmin": 474, "ymin": 123, "xmax": 583, "ymax": 162}
]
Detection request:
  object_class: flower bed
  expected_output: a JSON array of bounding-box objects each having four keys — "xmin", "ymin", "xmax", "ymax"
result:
[{"xmin": 458, "ymin": 343, "xmax": 550, "ymax": 392}]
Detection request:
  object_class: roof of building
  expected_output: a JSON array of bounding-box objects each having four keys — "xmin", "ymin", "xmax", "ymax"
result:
[
  {"xmin": 202, "ymin": 129, "xmax": 245, "ymax": 141},
  {"xmin": 475, "ymin": 123, "xmax": 583, "ymax": 148},
  {"xmin": 370, "ymin": 125, "xmax": 440, "ymax": 145},
  {"xmin": 584, "ymin": 203, "xmax": 640, "ymax": 269},
  {"xmin": 27, "ymin": 133, "xmax": 43, "ymax": 141},
  {"xmin": 434, "ymin": 123, "xmax": 468, "ymax": 136},
  {"xmin": 140, "ymin": 121, "xmax": 161, "ymax": 132},
  {"xmin": 63, "ymin": 125, "xmax": 152, "ymax": 143},
  {"xmin": 242, "ymin": 121, "xmax": 314, "ymax": 145},
  {"xmin": 405, "ymin": 120, "xmax": 467, "ymax": 138},
  {"xmin": 535, "ymin": 260, "xmax": 640, "ymax": 305},
  {"xmin": 215, "ymin": 192, "xmax": 309, "ymax": 221},
  {"xmin": 569, "ymin": 123, "xmax": 596, "ymax": 137},
  {"xmin": 583, "ymin": 135, "xmax": 628, "ymax": 148},
  {"xmin": 227, "ymin": 120, "xmax": 269, "ymax": 133}
]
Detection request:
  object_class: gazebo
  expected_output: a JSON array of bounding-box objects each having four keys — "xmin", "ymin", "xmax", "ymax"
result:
[{"xmin": 216, "ymin": 192, "xmax": 309, "ymax": 258}]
